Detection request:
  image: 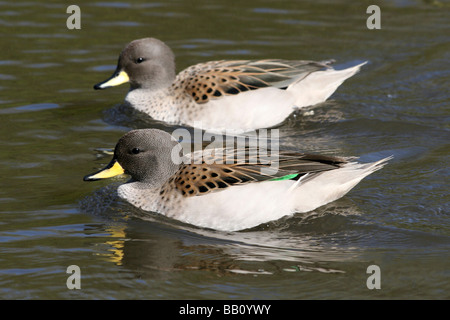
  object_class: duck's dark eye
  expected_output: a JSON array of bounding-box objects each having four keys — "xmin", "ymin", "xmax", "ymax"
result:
[
  {"xmin": 135, "ymin": 57, "xmax": 145, "ymax": 64},
  {"xmin": 131, "ymin": 148, "xmax": 141, "ymax": 154}
]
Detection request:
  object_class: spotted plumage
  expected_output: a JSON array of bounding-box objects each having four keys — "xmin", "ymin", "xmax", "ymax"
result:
[
  {"xmin": 178, "ymin": 59, "xmax": 333, "ymax": 104},
  {"xmin": 84, "ymin": 129, "xmax": 391, "ymax": 231},
  {"xmin": 94, "ymin": 38, "xmax": 367, "ymax": 133},
  {"xmin": 161, "ymin": 148, "xmax": 346, "ymax": 198}
]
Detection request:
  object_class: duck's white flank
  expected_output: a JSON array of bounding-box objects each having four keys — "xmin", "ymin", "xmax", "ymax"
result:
[{"xmin": 118, "ymin": 155, "xmax": 390, "ymax": 232}]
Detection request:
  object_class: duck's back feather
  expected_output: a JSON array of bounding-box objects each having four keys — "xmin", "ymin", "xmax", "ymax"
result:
[
  {"xmin": 177, "ymin": 59, "xmax": 333, "ymax": 104},
  {"xmin": 163, "ymin": 149, "xmax": 348, "ymax": 198}
]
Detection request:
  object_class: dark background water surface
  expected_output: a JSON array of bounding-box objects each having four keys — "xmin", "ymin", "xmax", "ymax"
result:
[{"xmin": 0, "ymin": 0, "xmax": 449, "ymax": 299}]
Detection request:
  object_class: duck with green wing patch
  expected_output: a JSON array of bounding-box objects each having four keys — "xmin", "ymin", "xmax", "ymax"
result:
[{"xmin": 84, "ymin": 129, "xmax": 391, "ymax": 231}]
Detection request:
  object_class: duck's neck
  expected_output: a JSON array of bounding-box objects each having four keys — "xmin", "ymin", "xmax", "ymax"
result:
[
  {"xmin": 125, "ymin": 86, "xmax": 169, "ymax": 108},
  {"xmin": 117, "ymin": 182, "xmax": 161, "ymax": 212},
  {"xmin": 124, "ymin": 86, "xmax": 182, "ymax": 124}
]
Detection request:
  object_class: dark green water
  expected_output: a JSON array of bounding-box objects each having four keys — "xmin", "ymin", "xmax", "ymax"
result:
[{"xmin": 0, "ymin": 0, "xmax": 449, "ymax": 299}]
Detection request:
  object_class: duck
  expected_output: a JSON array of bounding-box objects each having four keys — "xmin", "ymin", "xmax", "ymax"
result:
[
  {"xmin": 94, "ymin": 38, "xmax": 367, "ymax": 133},
  {"xmin": 83, "ymin": 129, "xmax": 391, "ymax": 232}
]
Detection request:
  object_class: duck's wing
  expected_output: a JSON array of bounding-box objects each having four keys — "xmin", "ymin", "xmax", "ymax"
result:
[
  {"xmin": 175, "ymin": 59, "xmax": 334, "ymax": 104},
  {"xmin": 164, "ymin": 148, "xmax": 347, "ymax": 197}
]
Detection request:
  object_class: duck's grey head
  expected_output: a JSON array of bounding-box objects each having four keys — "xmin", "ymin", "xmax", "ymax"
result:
[
  {"xmin": 94, "ymin": 38, "xmax": 176, "ymax": 91},
  {"xmin": 84, "ymin": 129, "xmax": 181, "ymax": 188}
]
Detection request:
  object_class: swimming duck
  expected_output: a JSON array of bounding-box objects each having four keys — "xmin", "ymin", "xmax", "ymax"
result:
[
  {"xmin": 94, "ymin": 38, "xmax": 367, "ymax": 133},
  {"xmin": 84, "ymin": 129, "xmax": 390, "ymax": 231}
]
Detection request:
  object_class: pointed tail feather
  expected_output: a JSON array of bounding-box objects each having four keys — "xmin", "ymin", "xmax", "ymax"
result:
[
  {"xmin": 290, "ymin": 155, "xmax": 391, "ymax": 213},
  {"xmin": 328, "ymin": 154, "xmax": 391, "ymax": 184},
  {"xmin": 288, "ymin": 61, "xmax": 368, "ymax": 108}
]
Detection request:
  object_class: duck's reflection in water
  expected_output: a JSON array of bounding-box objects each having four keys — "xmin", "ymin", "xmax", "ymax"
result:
[{"xmin": 82, "ymin": 187, "xmax": 365, "ymax": 279}]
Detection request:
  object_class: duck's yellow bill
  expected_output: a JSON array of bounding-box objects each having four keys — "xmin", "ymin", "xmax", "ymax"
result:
[
  {"xmin": 94, "ymin": 70, "xmax": 129, "ymax": 90},
  {"xmin": 84, "ymin": 159, "xmax": 125, "ymax": 181}
]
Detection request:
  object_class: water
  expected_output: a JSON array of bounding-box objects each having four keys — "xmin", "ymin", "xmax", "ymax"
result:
[{"xmin": 0, "ymin": 0, "xmax": 449, "ymax": 300}]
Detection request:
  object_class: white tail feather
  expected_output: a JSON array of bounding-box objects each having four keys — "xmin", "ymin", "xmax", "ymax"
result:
[
  {"xmin": 288, "ymin": 61, "xmax": 368, "ymax": 107},
  {"xmin": 290, "ymin": 155, "xmax": 392, "ymax": 213}
]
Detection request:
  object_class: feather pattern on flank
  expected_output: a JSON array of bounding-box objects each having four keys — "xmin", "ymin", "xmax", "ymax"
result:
[
  {"xmin": 178, "ymin": 59, "xmax": 333, "ymax": 104},
  {"xmin": 161, "ymin": 148, "xmax": 348, "ymax": 197},
  {"xmin": 83, "ymin": 127, "xmax": 392, "ymax": 231},
  {"xmin": 93, "ymin": 38, "xmax": 366, "ymax": 132}
]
